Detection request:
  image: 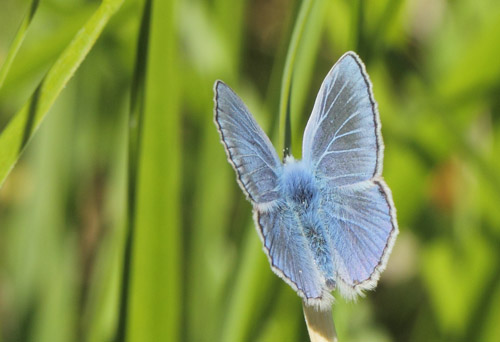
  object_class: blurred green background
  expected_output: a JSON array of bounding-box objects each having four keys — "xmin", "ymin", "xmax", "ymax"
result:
[{"xmin": 1, "ymin": 0, "xmax": 500, "ymax": 341}]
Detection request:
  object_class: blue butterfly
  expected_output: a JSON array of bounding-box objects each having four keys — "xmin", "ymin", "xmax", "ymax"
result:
[{"xmin": 214, "ymin": 52, "xmax": 398, "ymax": 309}]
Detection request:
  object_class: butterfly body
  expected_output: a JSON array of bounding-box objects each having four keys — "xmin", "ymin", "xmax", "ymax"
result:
[
  {"xmin": 274, "ymin": 157, "xmax": 336, "ymax": 287},
  {"xmin": 214, "ymin": 52, "xmax": 398, "ymax": 310}
]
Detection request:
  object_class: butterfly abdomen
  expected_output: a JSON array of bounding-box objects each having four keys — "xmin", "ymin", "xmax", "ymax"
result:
[{"xmin": 281, "ymin": 160, "xmax": 335, "ymax": 288}]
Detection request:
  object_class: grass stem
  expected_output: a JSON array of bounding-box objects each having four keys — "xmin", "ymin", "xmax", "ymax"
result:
[{"xmin": 303, "ymin": 302, "xmax": 338, "ymax": 342}]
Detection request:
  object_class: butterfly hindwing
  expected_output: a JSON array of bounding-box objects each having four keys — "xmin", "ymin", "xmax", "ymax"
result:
[
  {"xmin": 318, "ymin": 180, "xmax": 397, "ymax": 298},
  {"xmin": 256, "ymin": 203, "xmax": 332, "ymax": 306},
  {"xmin": 214, "ymin": 81, "xmax": 282, "ymax": 204}
]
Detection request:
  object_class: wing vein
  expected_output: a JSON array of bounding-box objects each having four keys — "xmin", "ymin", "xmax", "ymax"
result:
[{"xmin": 323, "ymin": 81, "xmax": 347, "ymax": 122}]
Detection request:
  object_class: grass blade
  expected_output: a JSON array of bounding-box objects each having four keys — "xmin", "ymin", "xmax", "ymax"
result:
[
  {"xmin": 0, "ymin": 0, "xmax": 39, "ymax": 90},
  {"xmin": 220, "ymin": 228, "xmax": 275, "ymax": 342},
  {"xmin": 0, "ymin": 0, "xmax": 125, "ymax": 188},
  {"xmin": 115, "ymin": 0, "xmax": 151, "ymax": 340},
  {"xmin": 126, "ymin": 0, "xmax": 182, "ymax": 340},
  {"xmin": 278, "ymin": 0, "xmax": 315, "ymax": 157}
]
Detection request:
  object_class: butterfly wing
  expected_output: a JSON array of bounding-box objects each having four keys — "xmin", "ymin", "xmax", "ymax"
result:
[
  {"xmin": 319, "ymin": 181, "xmax": 397, "ymax": 299},
  {"xmin": 302, "ymin": 52, "xmax": 398, "ymax": 298},
  {"xmin": 215, "ymin": 81, "xmax": 332, "ymax": 308},
  {"xmin": 255, "ymin": 202, "xmax": 332, "ymax": 308},
  {"xmin": 214, "ymin": 81, "xmax": 281, "ymax": 204},
  {"xmin": 302, "ymin": 52, "xmax": 382, "ymax": 185}
]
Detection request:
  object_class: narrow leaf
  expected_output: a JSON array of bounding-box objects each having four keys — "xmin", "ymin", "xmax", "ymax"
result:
[
  {"xmin": 0, "ymin": 0, "xmax": 125, "ymax": 188},
  {"xmin": 0, "ymin": 0, "xmax": 40, "ymax": 89},
  {"xmin": 127, "ymin": 0, "xmax": 182, "ymax": 340},
  {"xmin": 278, "ymin": 0, "xmax": 315, "ymax": 157}
]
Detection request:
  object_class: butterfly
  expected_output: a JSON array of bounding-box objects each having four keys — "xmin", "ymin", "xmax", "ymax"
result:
[{"xmin": 213, "ymin": 51, "xmax": 398, "ymax": 310}]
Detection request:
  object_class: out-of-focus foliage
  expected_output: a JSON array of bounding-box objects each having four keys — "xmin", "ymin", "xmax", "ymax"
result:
[{"xmin": 1, "ymin": 0, "xmax": 500, "ymax": 341}]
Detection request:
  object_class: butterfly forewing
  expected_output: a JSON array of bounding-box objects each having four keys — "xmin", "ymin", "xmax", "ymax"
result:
[
  {"xmin": 214, "ymin": 81, "xmax": 282, "ymax": 204},
  {"xmin": 302, "ymin": 52, "xmax": 382, "ymax": 186}
]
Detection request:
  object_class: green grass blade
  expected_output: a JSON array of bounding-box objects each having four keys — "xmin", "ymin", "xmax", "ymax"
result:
[
  {"xmin": 278, "ymin": 0, "xmax": 315, "ymax": 157},
  {"xmin": 0, "ymin": 3, "xmax": 96, "ymax": 110},
  {"xmin": 214, "ymin": 0, "xmax": 247, "ymax": 73},
  {"xmin": 0, "ymin": 0, "xmax": 124, "ymax": 188},
  {"xmin": 126, "ymin": 0, "xmax": 182, "ymax": 340},
  {"xmin": 26, "ymin": 80, "xmax": 78, "ymax": 342},
  {"xmin": 0, "ymin": 0, "xmax": 39, "ymax": 90},
  {"xmin": 289, "ymin": 0, "xmax": 327, "ymax": 155},
  {"xmin": 220, "ymin": 228, "xmax": 276, "ymax": 342},
  {"xmin": 185, "ymin": 1, "xmax": 248, "ymax": 340},
  {"xmin": 115, "ymin": 0, "xmax": 151, "ymax": 340}
]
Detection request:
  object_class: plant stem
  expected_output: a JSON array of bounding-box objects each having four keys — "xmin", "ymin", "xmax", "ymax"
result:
[{"xmin": 303, "ymin": 302, "xmax": 338, "ymax": 342}]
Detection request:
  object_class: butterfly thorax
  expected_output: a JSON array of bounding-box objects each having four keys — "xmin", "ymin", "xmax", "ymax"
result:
[{"xmin": 281, "ymin": 158, "xmax": 318, "ymax": 211}]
